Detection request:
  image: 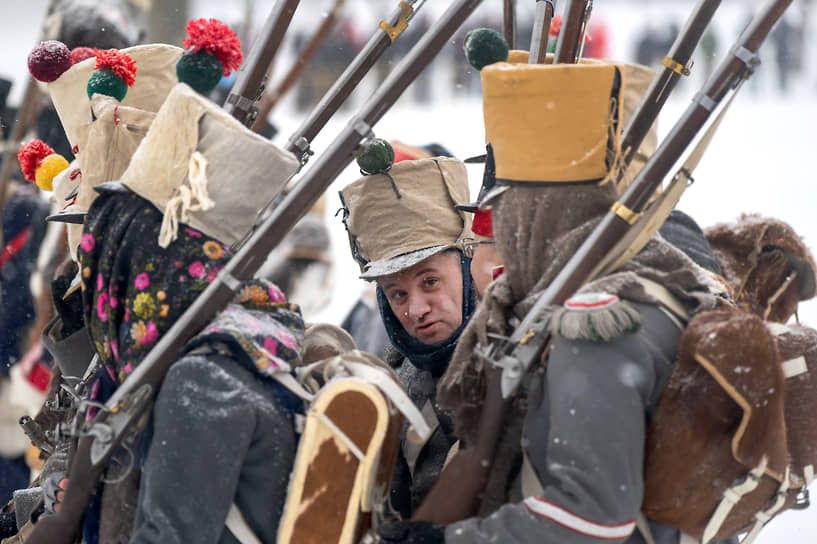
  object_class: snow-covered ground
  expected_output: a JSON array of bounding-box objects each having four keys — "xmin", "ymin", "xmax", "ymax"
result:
[{"xmin": 2, "ymin": 0, "xmax": 816, "ymax": 541}]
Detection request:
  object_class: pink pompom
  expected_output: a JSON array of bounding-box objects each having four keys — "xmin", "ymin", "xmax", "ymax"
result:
[{"xmin": 70, "ymin": 46, "xmax": 96, "ymax": 65}]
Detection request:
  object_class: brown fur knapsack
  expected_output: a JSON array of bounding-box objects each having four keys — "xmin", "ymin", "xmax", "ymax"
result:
[{"xmin": 643, "ymin": 215, "xmax": 817, "ymax": 542}]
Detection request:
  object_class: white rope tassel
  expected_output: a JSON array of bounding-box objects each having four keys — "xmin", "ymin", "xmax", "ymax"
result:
[
  {"xmin": 702, "ymin": 457, "xmax": 767, "ymax": 543},
  {"xmin": 158, "ymin": 151, "xmax": 216, "ymax": 248}
]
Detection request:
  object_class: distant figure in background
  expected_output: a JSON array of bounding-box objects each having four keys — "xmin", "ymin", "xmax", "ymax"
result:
[
  {"xmin": 771, "ymin": 16, "xmax": 799, "ymax": 93},
  {"xmin": 256, "ymin": 198, "xmax": 334, "ymax": 323},
  {"xmin": 0, "ymin": 178, "xmax": 51, "ymax": 508},
  {"xmin": 699, "ymin": 29, "xmax": 720, "ymax": 80}
]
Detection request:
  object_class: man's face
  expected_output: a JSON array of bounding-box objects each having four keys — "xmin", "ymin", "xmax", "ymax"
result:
[{"xmin": 379, "ymin": 251, "xmax": 464, "ymax": 344}]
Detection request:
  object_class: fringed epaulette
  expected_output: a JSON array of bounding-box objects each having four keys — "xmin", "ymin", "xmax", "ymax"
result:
[{"xmin": 551, "ymin": 293, "xmax": 640, "ymax": 342}]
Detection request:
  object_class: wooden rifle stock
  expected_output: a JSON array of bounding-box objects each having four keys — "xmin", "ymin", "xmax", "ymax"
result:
[
  {"xmin": 250, "ymin": 0, "xmax": 346, "ymax": 134},
  {"xmin": 24, "ymin": 2, "xmax": 484, "ymax": 543},
  {"xmin": 223, "ymin": 0, "xmax": 301, "ymax": 127},
  {"xmin": 618, "ymin": 0, "xmax": 722, "ymax": 178},
  {"xmin": 284, "ymin": 0, "xmax": 425, "ymax": 163},
  {"xmin": 413, "ymin": 0, "xmax": 793, "ymax": 526},
  {"xmin": 528, "ymin": 0, "xmax": 555, "ymax": 64}
]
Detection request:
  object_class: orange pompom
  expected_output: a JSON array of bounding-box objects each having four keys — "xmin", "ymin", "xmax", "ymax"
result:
[
  {"xmin": 18, "ymin": 139, "xmax": 55, "ymax": 182},
  {"xmin": 94, "ymin": 49, "xmax": 137, "ymax": 86},
  {"xmin": 182, "ymin": 18, "xmax": 243, "ymax": 76}
]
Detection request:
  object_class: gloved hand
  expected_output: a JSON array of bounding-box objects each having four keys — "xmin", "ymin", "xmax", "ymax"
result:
[
  {"xmin": 42, "ymin": 471, "xmax": 66, "ymax": 515},
  {"xmin": 376, "ymin": 520, "xmax": 445, "ymax": 544}
]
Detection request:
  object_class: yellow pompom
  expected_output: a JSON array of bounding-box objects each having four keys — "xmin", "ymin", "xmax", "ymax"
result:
[{"xmin": 34, "ymin": 153, "xmax": 70, "ymax": 191}]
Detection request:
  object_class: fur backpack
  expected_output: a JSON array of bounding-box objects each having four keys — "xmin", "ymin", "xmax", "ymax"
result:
[{"xmin": 643, "ymin": 215, "xmax": 817, "ymax": 543}]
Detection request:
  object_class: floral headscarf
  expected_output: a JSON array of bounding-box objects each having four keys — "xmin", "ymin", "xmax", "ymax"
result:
[{"xmin": 78, "ymin": 189, "xmax": 302, "ymax": 384}]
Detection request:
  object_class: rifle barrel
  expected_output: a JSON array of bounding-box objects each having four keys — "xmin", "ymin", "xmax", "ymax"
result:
[
  {"xmin": 618, "ymin": 0, "xmax": 722, "ymax": 175},
  {"xmin": 284, "ymin": 0, "xmax": 426, "ymax": 161},
  {"xmin": 553, "ymin": 0, "xmax": 589, "ymax": 64},
  {"xmin": 224, "ymin": 0, "xmax": 301, "ymax": 127},
  {"xmin": 529, "ymin": 0, "xmax": 555, "ymax": 64},
  {"xmin": 503, "ymin": 0, "xmax": 517, "ymax": 49},
  {"xmin": 250, "ymin": 0, "xmax": 346, "ymax": 133}
]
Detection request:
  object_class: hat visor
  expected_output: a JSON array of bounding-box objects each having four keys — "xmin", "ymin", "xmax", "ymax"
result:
[
  {"xmin": 479, "ymin": 184, "xmax": 510, "ymax": 208},
  {"xmin": 360, "ymin": 245, "xmax": 452, "ymax": 280},
  {"xmin": 46, "ymin": 211, "xmax": 87, "ymax": 224}
]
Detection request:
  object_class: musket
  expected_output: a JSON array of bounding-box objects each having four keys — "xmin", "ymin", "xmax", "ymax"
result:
[
  {"xmin": 250, "ymin": 0, "xmax": 346, "ymax": 134},
  {"xmin": 413, "ymin": 0, "xmax": 793, "ymax": 526},
  {"xmin": 25, "ymin": 1, "xmax": 483, "ymax": 542},
  {"xmin": 223, "ymin": 0, "xmax": 301, "ymax": 127},
  {"xmin": 503, "ymin": 0, "xmax": 517, "ymax": 49},
  {"xmin": 618, "ymin": 0, "xmax": 722, "ymax": 180},
  {"xmin": 284, "ymin": 0, "xmax": 428, "ymax": 165},
  {"xmin": 528, "ymin": 0, "xmax": 555, "ymax": 64},
  {"xmin": 552, "ymin": 0, "xmax": 591, "ymax": 64}
]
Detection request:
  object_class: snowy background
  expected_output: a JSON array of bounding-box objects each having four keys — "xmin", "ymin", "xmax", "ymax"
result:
[{"xmin": 1, "ymin": 0, "xmax": 816, "ymax": 541}]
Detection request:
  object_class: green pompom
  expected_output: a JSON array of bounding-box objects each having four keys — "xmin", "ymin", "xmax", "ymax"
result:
[
  {"xmin": 463, "ymin": 28, "xmax": 509, "ymax": 70},
  {"xmin": 357, "ymin": 138, "xmax": 395, "ymax": 174},
  {"xmin": 176, "ymin": 50, "xmax": 223, "ymax": 95},
  {"xmin": 86, "ymin": 68, "xmax": 128, "ymax": 101}
]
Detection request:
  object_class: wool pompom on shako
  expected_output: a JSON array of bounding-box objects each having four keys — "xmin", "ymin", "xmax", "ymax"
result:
[
  {"xmin": 86, "ymin": 48, "xmax": 137, "ymax": 101},
  {"xmin": 177, "ymin": 18, "xmax": 243, "ymax": 95},
  {"xmin": 340, "ymin": 139, "xmax": 471, "ymax": 280},
  {"xmin": 118, "ymin": 82, "xmax": 299, "ymax": 248},
  {"xmin": 17, "ymin": 139, "xmax": 69, "ymax": 191}
]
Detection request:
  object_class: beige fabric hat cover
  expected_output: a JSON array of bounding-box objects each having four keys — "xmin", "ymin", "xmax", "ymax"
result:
[
  {"xmin": 48, "ymin": 44, "xmax": 183, "ymax": 149},
  {"xmin": 46, "ymin": 44, "xmax": 183, "ymax": 260},
  {"xmin": 481, "ymin": 54, "xmax": 655, "ymax": 188},
  {"xmin": 120, "ymin": 83, "xmax": 300, "ymax": 248},
  {"xmin": 340, "ymin": 157, "xmax": 471, "ymax": 279}
]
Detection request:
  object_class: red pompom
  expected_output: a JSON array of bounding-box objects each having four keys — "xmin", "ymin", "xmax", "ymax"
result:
[
  {"xmin": 471, "ymin": 208, "xmax": 494, "ymax": 238},
  {"xmin": 94, "ymin": 49, "xmax": 137, "ymax": 87},
  {"xmin": 548, "ymin": 15, "xmax": 591, "ymax": 42},
  {"xmin": 71, "ymin": 46, "xmax": 96, "ymax": 64},
  {"xmin": 18, "ymin": 140, "xmax": 55, "ymax": 182},
  {"xmin": 549, "ymin": 15, "xmax": 562, "ymax": 37},
  {"xmin": 182, "ymin": 18, "xmax": 243, "ymax": 76}
]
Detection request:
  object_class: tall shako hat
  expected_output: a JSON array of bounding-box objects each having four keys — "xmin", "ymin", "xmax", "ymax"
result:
[
  {"xmin": 339, "ymin": 138, "xmax": 471, "ymax": 280},
  {"xmin": 464, "ymin": 29, "xmax": 655, "ymax": 196}
]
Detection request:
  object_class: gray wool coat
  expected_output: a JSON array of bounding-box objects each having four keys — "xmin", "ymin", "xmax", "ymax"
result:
[{"xmin": 446, "ymin": 303, "xmax": 738, "ymax": 544}]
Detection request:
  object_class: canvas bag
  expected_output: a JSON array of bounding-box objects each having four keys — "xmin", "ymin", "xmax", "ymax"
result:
[{"xmin": 119, "ymin": 83, "xmax": 301, "ymax": 248}]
